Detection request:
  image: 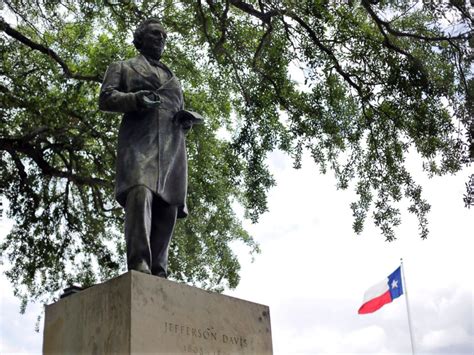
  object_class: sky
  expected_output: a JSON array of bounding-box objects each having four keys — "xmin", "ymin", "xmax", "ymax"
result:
[{"xmin": 0, "ymin": 149, "xmax": 472, "ymax": 354}]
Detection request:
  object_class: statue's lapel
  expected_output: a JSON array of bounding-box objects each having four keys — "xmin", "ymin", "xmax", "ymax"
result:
[
  {"xmin": 130, "ymin": 55, "xmax": 161, "ymax": 88},
  {"xmin": 157, "ymin": 63, "xmax": 180, "ymax": 91}
]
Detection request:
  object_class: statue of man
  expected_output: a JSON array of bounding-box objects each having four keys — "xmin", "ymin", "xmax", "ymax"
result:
[{"xmin": 99, "ymin": 19, "xmax": 201, "ymax": 277}]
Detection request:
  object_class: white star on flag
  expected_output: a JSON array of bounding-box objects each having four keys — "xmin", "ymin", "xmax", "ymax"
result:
[{"xmin": 391, "ymin": 279, "xmax": 398, "ymax": 289}]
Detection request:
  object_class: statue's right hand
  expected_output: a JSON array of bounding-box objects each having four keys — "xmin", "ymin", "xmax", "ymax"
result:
[{"xmin": 135, "ymin": 90, "xmax": 161, "ymax": 109}]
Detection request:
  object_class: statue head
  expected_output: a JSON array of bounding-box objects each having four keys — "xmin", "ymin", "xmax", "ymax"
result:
[{"xmin": 133, "ymin": 18, "xmax": 168, "ymax": 59}]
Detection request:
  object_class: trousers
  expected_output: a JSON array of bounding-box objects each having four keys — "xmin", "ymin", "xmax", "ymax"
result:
[{"xmin": 124, "ymin": 185, "xmax": 177, "ymax": 277}]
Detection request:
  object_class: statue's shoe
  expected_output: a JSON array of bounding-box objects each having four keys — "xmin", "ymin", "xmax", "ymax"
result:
[{"xmin": 131, "ymin": 260, "xmax": 151, "ymax": 274}]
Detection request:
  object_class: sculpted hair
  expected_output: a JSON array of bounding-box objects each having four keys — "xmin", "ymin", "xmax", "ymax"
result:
[{"xmin": 133, "ymin": 18, "xmax": 167, "ymax": 50}]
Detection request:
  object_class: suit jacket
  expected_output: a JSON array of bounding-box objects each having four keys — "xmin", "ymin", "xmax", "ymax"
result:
[{"xmin": 99, "ymin": 54, "xmax": 188, "ymax": 218}]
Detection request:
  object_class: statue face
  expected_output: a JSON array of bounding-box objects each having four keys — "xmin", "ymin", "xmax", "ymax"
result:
[{"xmin": 140, "ymin": 23, "xmax": 166, "ymax": 59}]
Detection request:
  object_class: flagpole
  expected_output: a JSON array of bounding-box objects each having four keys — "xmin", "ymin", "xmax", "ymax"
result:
[{"xmin": 401, "ymin": 258, "xmax": 416, "ymax": 355}]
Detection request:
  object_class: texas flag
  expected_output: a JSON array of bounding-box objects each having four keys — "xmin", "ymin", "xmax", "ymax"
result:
[{"xmin": 358, "ymin": 266, "xmax": 404, "ymax": 314}]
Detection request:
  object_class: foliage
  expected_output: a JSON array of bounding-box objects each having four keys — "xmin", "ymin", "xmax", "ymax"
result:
[{"xmin": 0, "ymin": 0, "xmax": 472, "ymax": 307}]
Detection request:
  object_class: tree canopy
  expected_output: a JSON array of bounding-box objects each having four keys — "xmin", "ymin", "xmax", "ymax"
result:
[{"xmin": 0, "ymin": 0, "xmax": 472, "ymax": 308}]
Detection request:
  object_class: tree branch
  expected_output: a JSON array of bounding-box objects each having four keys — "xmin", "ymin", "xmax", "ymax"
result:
[
  {"xmin": 0, "ymin": 137, "xmax": 108, "ymax": 186},
  {"xmin": 206, "ymin": 0, "xmax": 230, "ymax": 55},
  {"xmin": 229, "ymin": 0, "xmax": 273, "ymax": 23},
  {"xmin": 361, "ymin": 0, "xmax": 472, "ymax": 42},
  {"xmin": 196, "ymin": 0, "xmax": 252, "ymax": 105},
  {"xmin": 252, "ymin": 23, "xmax": 273, "ymax": 67},
  {"xmin": 360, "ymin": 3, "xmax": 416, "ymax": 60},
  {"xmin": 285, "ymin": 12, "xmax": 365, "ymax": 97},
  {"xmin": 1, "ymin": 83, "xmax": 116, "ymax": 158},
  {"xmin": 225, "ymin": 1, "xmax": 365, "ymax": 97},
  {"xmin": 0, "ymin": 18, "xmax": 102, "ymax": 83}
]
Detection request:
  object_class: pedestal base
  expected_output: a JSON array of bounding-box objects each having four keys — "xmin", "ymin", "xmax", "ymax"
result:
[{"xmin": 43, "ymin": 271, "xmax": 272, "ymax": 354}]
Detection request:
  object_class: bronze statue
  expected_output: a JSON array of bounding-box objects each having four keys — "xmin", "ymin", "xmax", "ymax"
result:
[{"xmin": 99, "ymin": 19, "xmax": 201, "ymax": 277}]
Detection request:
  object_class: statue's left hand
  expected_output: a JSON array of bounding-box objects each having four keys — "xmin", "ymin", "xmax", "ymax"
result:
[
  {"xmin": 142, "ymin": 95, "xmax": 161, "ymax": 108},
  {"xmin": 135, "ymin": 90, "xmax": 161, "ymax": 109}
]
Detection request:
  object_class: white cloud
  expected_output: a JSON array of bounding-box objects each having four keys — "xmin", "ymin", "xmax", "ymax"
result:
[
  {"xmin": 0, "ymin": 281, "xmax": 43, "ymax": 354},
  {"xmin": 420, "ymin": 327, "xmax": 472, "ymax": 352},
  {"xmin": 341, "ymin": 326, "xmax": 388, "ymax": 352}
]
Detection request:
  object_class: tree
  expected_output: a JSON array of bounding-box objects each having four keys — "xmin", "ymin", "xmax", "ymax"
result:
[{"xmin": 0, "ymin": 0, "xmax": 472, "ymax": 309}]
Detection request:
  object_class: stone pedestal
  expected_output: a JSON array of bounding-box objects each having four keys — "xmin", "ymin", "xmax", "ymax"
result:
[{"xmin": 43, "ymin": 271, "xmax": 272, "ymax": 354}]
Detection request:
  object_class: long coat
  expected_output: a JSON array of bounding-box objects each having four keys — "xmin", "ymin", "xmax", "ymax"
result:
[{"xmin": 99, "ymin": 54, "xmax": 188, "ymax": 218}]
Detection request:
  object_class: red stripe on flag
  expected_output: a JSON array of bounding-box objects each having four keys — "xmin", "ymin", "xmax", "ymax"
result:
[{"xmin": 358, "ymin": 290, "xmax": 392, "ymax": 314}]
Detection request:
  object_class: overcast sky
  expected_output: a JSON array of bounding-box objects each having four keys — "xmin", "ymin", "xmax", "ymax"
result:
[{"xmin": 1, "ymin": 148, "xmax": 472, "ymax": 354}]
